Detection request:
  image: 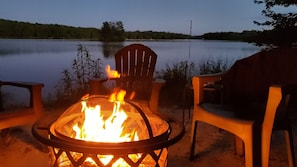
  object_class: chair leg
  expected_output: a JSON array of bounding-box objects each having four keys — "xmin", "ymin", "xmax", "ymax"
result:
[
  {"xmin": 234, "ymin": 136, "xmax": 244, "ymax": 156},
  {"xmin": 244, "ymin": 136, "xmax": 254, "ymax": 167},
  {"xmin": 0, "ymin": 128, "xmax": 14, "ymax": 145},
  {"xmin": 285, "ymin": 127, "xmax": 296, "ymax": 167},
  {"xmin": 182, "ymin": 88, "xmax": 186, "ymax": 125},
  {"xmin": 189, "ymin": 121, "xmax": 198, "ymax": 161}
]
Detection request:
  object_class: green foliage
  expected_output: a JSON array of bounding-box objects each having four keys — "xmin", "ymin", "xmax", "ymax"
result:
[
  {"xmin": 254, "ymin": 0, "xmax": 297, "ymax": 29},
  {"xmin": 157, "ymin": 61, "xmax": 196, "ymax": 83},
  {"xmin": 253, "ymin": 0, "xmax": 297, "ymax": 46},
  {"xmin": 101, "ymin": 21, "xmax": 125, "ymax": 42},
  {"xmin": 198, "ymin": 31, "xmax": 261, "ymax": 42},
  {"xmin": 157, "ymin": 61, "xmax": 197, "ymax": 106},
  {"xmin": 125, "ymin": 30, "xmax": 190, "ymax": 40},
  {"xmin": 0, "ymin": 19, "xmax": 100, "ymax": 40},
  {"xmin": 0, "ymin": 19, "xmax": 191, "ymax": 41},
  {"xmin": 53, "ymin": 44, "xmax": 103, "ymax": 105},
  {"xmin": 157, "ymin": 60, "xmax": 227, "ymax": 107},
  {"xmin": 199, "ymin": 60, "xmax": 227, "ymax": 75},
  {"xmin": 157, "ymin": 60, "xmax": 227, "ymax": 83}
]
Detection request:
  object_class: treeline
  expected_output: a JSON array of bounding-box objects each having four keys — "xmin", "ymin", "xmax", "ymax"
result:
[
  {"xmin": 0, "ymin": 19, "xmax": 100, "ymax": 40},
  {"xmin": 1, "ymin": 18, "xmax": 267, "ymax": 43},
  {"xmin": 126, "ymin": 30, "xmax": 189, "ymax": 40},
  {"xmin": 193, "ymin": 31, "xmax": 260, "ymax": 43},
  {"xmin": 0, "ymin": 19, "xmax": 190, "ymax": 41},
  {"xmin": 196, "ymin": 29, "xmax": 297, "ymax": 46}
]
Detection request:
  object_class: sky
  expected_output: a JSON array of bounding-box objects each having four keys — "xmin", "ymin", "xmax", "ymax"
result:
[{"xmin": 0, "ymin": 0, "xmax": 269, "ymax": 35}]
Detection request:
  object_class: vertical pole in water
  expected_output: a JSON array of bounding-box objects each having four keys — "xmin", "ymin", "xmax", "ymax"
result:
[
  {"xmin": 186, "ymin": 20, "xmax": 192, "ymax": 80},
  {"xmin": 183, "ymin": 20, "xmax": 193, "ymax": 123},
  {"xmin": 188, "ymin": 20, "xmax": 192, "ymax": 58}
]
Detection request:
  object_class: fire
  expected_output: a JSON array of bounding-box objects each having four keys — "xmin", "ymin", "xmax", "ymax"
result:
[
  {"xmin": 70, "ymin": 91, "xmax": 140, "ymax": 166},
  {"xmin": 106, "ymin": 66, "xmax": 136, "ymax": 100},
  {"xmin": 73, "ymin": 91, "xmax": 138, "ymax": 143},
  {"xmin": 50, "ymin": 66, "xmax": 168, "ymax": 167},
  {"xmin": 106, "ymin": 65, "xmax": 120, "ymax": 79}
]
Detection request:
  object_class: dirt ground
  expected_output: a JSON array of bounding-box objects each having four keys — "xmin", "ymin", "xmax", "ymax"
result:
[{"xmin": 0, "ymin": 106, "xmax": 296, "ymax": 167}]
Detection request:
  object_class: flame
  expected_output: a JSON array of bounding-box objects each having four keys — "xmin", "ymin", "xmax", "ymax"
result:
[
  {"xmin": 53, "ymin": 91, "xmax": 168, "ymax": 166},
  {"xmin": 70, "ymin": 91, "xmax": 140, "ymax": 166},
  {"xmin": 105, "ymin": 65, "xmax": 136, "ymax": 101},
  {"xmin": 73, "ymin": 91, "xmax": 137, "ymax": 143},
  {"xmin": 109, "ymin": 88, "xmax": 126, "ymax": 102},
  {"xmin": 106, "ymin": 65, "xmax": 120, "ymax": 79},
  {"xmin": 56, "ymin": 66, "xmax": 159, "ymax": 166}
]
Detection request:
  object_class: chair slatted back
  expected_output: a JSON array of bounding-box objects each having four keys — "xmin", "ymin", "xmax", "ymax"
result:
[{"xmin": 115, "ymin": 44, "xmax": 157, "ymax": 100}]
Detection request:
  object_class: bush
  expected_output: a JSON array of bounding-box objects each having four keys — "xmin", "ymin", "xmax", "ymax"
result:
[
  {"xmin": 199, "ymin": 60, "xmax": 227, "ymax": 75},
  {"xmin": 156, "ymin": 61, "xmax": 197, "ymax": 107},
  {"xmin": 157, "ymin": 60, "xmax": 227, "ymax": 107},
  {"xmin": 51, "ymin": 44, "xmax": 103, "ymax": 106}
]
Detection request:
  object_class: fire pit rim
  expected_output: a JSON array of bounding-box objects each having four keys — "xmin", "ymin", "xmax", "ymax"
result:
[
  {"xmin": 32, "ymin": 95, "xmax": 185, "ymax": 155},
  {"xmin": 32, "ymin": 117, "xmax": 184, "ymax": 154},
  {"xmin": 51, "ymin": 95, "xmax": 171, "ymax": 142},
  {"xmin": 49, "ymin": 119, "xmax": 171, "ymax": 147}
]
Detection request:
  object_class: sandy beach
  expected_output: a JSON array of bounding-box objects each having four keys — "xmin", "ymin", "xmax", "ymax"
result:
[{"xmin": 0, "ymin": 106, "xmax": 296, "ymax": 167}]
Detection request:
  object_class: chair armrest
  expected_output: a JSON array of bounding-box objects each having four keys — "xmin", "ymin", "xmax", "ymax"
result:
[
  {"xmin": 0, "ymin": 81, "xmax": 44, "ymax": 129},
  {"xmin": 89, "ymin": 78, "xmax": 110, "ymax": 95},
  {"xmin": 192, "ymin": 73, "xmax": 223, "ymax": 104},
  {"xmin": 2, "ymin": 81, "xmax": 42, "ymax": 88},
  {"xmin": 1, "ymin": 81, "xmax": 44, "ymax": 112},
  {"xmin": 149, "ymin": 79, "xmax": 166, "ymax": 113},
  {"xmin": 89, "ymin": 78, "xmax": 165, "ymax": 113}
]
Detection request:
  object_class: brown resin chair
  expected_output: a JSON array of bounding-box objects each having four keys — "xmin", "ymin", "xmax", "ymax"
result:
[
  {"xmin": 0, "ymin": 81, "xmax": 43, "ymax": 131},
  {"xmin": 89, "ymin": 44, "xmax": 165, "ymax": 113},
  {"xmin": 190, "ymin": 75, "xmax": 295, "ymax": 167}
]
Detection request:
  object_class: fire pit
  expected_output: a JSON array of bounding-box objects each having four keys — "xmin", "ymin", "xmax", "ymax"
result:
[{"xmin": 32, "ymin": 95, "xmax": 184, "ymax": 167}]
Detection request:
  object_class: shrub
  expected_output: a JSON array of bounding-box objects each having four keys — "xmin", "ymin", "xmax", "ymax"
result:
[
  {"xmin": 52, "ymin": 44, "xmax": 103, "ymax": 106},
  {"xmin": 199, "ymin": 60, "xmax": 227, "ymax": 75},
  {"xmin": 157, "ymin": 60, "xmax": 227, "ymax": 107},
  {"xmin": 156, "ymin": 61, "xmax": 197, "ymax": 107}
]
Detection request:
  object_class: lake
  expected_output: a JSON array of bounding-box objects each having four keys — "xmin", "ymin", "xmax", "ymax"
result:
[{"xmin": 0, "ymin": 39, "xmax": 261, "ymax": 98}]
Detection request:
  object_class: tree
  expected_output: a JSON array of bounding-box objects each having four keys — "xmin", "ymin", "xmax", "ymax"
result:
[
  {"xmin": 254, "ymin": 0, "xmax": 297, "ymax": 46},
  {"xmin": 100, "ymin": 21, "xmax": 125, "ymax": 42}
]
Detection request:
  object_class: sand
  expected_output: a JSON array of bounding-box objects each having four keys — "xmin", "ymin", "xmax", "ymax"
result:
[{"xmin": 0, "ymin": 106, "xmax": 296, "ymax": 167}]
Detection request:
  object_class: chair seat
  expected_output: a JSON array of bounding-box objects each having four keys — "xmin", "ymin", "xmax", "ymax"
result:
[
  {"xmin": 200, "ymin": 102, "xmax": 266, "ymax": 121},
  {"xmin": 0, "ymin": 108, "xmax": 35, "ymax": 119},
  {"xmin": 197, "ymin": 103, "xmax": 258, "ymax": 143}
]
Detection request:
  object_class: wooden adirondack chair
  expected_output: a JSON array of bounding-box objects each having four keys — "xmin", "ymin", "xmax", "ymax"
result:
[
  {"xmin": 89, "ymin": 44, "xmax": 165, "ymax": 113},
  {"xmin": 0, "ymin": 81, "xmax": 43, "ymax": 131}
]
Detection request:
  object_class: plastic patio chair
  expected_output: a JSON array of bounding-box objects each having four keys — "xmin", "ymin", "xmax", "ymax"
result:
[
  {"xmin": 89, "ymin": 43, "xmax": 165, "ymax": 113},
  {"xmin": 189, "ymin": 75, "xmax": 295, "ymax": 167}
]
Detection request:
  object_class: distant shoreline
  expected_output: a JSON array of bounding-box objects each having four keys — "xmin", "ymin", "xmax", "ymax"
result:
[{"xmin": 0, "ymin": 18, "xmax": 258, "ymax": 43}]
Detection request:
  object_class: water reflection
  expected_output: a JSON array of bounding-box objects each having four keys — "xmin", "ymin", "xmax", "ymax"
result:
[
  {"xmin": 0, "ymin": 39, "xmax": 261, "ymax": 97},
  {"xmin": 102, "ymin": 42, "xmax": 124, "ymax": 58}
]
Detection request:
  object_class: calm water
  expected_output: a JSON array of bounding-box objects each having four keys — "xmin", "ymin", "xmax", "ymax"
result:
[{"xmin": 0, "ymin": 39, "xmax": 260, "ymax": 97}]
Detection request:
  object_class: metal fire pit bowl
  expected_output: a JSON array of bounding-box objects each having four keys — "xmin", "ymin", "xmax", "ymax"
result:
[{"xmin": 32, "ymin": 95, "xmax": 185, "ymax": 167}]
